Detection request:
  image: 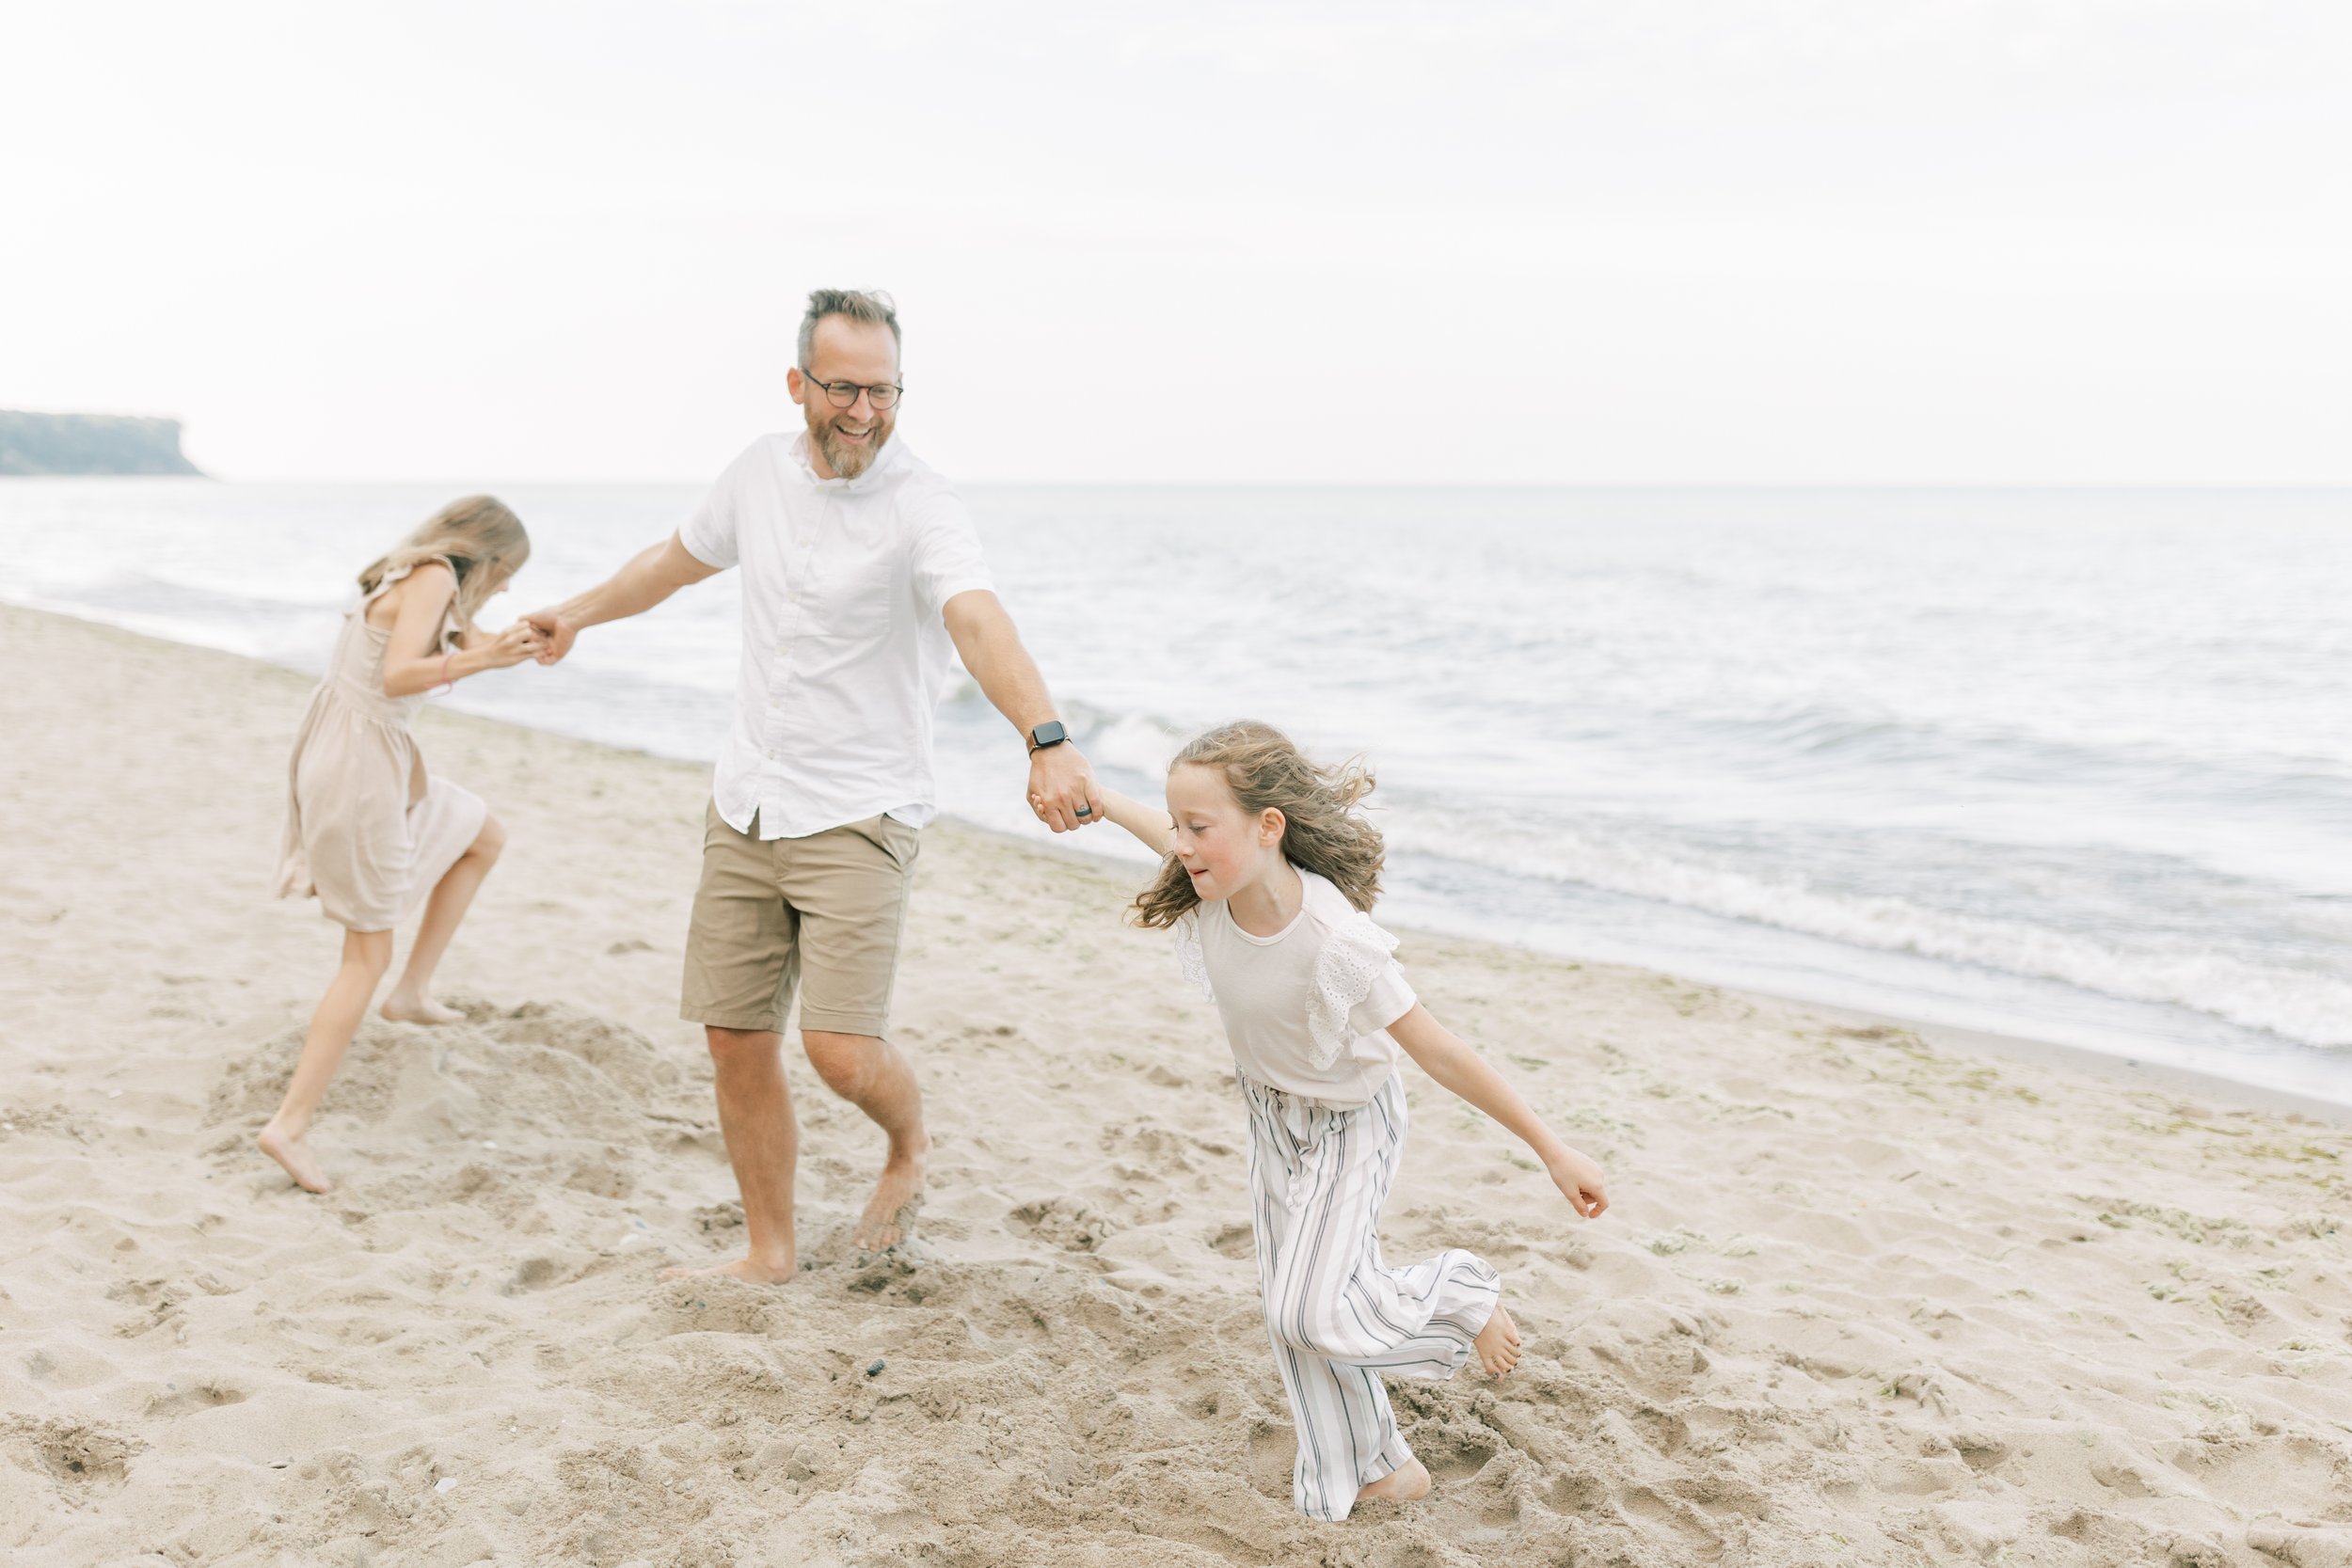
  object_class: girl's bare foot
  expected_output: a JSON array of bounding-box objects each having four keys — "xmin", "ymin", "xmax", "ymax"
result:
[
  {"xmin": 1474, "ymin": 1300, "xmax": 1521, "ymax": 1377},
  {"xmin": 658, "ymin": 1254, "xmax": 796, "ymax": 1285},
  {"xmin": 258, "ymin": 1120, "xmax": 331, "ymax": 1193},
  {"xmin": 380, "ymin": 991, "xmax": 465, "ymax": 1025},
  {"xmin": 1358, "ymin": 1457, "xmax": 1431, "ymax": 1503}
]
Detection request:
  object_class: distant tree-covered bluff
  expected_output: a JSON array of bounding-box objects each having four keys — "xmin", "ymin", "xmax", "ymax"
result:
[{"xmin": 0, "ymin": 411, "xmax": 204, "ymax": 476}]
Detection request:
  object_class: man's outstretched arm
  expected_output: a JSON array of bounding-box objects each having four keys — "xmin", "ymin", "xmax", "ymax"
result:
[
  {"xmin": 525, "ymin": 531, "xmax": 720, "ymax": 661},
  {"xmin": 943, "ymin": 589, "xmax": 1103, "ymax": 832}
]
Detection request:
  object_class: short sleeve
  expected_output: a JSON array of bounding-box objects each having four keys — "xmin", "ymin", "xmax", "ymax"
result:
[
  {"xmin": 677, "ymin": 442, "xmax": 759, "ymax": 570},
  {"xmin": 908, "ymin": 486, "xmax": 993, "ymax": 620},
  {"xmin": 1306, "ymin": 912, "xmax": 1415, "ymax": 1069},
  {"xmin": 1171, "ymin": 911, "xmax": 1216, "ymax": 1004},
  {"xmin": 1349, "ymin": 963, "xmax": 1416, "ymax": 1037}
]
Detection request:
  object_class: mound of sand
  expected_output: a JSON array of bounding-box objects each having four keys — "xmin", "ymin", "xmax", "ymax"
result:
[{"xmin": 6, "ymin": 605, "xmax": 2352, "ymax": 1566}]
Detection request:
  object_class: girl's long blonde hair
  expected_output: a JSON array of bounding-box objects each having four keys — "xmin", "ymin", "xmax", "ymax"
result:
[
  {"xmin": 1131, "ymin": 721, "xmax": 1385, "ymax": 928},
  {"xmin": 357, "ymin": 495, "xmax": 530, "ymax": 649}
]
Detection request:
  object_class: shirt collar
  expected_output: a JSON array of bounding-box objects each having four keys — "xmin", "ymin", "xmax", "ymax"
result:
[{"xmin": 789, "ymin": 429, "xmax": 904, "ymax": 493}]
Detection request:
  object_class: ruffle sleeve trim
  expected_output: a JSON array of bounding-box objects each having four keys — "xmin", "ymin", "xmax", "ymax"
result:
[
  {"xmin": 1305, "ymin": 911, "xmax": 1403, "ymax": 1070},
  {"xmin": 1171, "ymin": 911, "xmax": 1216, "ymax": 1003}
]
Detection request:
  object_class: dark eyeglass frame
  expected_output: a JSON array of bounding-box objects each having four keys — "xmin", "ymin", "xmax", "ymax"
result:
[{"xmin": 798, "ymin": 367, "xmax": 903, "ymax": 410}]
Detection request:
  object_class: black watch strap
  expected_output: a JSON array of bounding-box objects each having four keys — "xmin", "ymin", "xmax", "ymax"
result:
[{"xmin": 1027, "ymin": 720, "xmax": 1069, "ymax": 752}]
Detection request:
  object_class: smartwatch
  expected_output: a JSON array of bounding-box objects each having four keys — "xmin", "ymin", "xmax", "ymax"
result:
[{"xmin": 1027, "ymin": 721, "xmax": 1068, "ymax": 752}]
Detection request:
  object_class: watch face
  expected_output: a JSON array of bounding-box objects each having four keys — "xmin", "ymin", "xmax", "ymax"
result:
[{"xmin": 1032, "ymin": 721, "xmax": 1068, "ymax": 748}]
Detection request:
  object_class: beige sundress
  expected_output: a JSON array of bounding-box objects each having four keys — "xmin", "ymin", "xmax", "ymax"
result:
[{"xmin": 272, "ymin": 560, "xmax": 488, "ymax": 931}]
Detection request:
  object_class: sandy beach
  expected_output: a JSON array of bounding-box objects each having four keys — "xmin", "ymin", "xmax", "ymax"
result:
[{"xmin": 5, "ymin": 600, "xmax": 2350, "ymax": 1568}]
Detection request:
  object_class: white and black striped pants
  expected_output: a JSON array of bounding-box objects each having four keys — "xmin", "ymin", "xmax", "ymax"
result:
[{"xmin": 1241, "ymin": 1069, "xmax": 1502, "ymax": 1522}]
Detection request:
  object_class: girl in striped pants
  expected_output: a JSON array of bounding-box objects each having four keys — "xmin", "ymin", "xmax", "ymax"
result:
[{"xmin": 1088, "ymin": 721, "xmax": 1611, "ymax": 1522}]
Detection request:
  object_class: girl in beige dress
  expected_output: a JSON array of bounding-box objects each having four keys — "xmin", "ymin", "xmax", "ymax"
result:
[{"xmin": 262, "ymin": 496, "xmax": 541, "ymax": 1192}]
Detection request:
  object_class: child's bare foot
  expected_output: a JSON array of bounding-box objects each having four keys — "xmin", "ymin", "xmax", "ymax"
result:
[
  {"xmin": 851, "ymin": 1138, "xmax": 928, "ymax": 1251},
  {"xmin": 380, "ymin": 991, "xmax": 465, "ymax": 1025},
  {"xmin": 1358, "ymin": 1457, "xmax": 1431, "ymax": 1504},
  {"xmin": 1474, "ymin": 1300, "xmax": 1521, "ymax": 1377},
  {"xmin": 258, "ymin": 1120, "xmax": 331, "ymax": 1194},
  {"xmin": 658, "ymin": 1254, "xmax": 796, "ymax": 1285}
]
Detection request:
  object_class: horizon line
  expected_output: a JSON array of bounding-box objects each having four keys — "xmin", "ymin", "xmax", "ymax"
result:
[{"xmin": 12, "ymin": 475, "xmax": 2352, "ymax": 494}]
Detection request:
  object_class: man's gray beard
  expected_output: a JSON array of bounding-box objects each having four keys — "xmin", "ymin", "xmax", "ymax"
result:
[{"xmin": 813, "ymin": 417, "xmax": 892, "ymax": 480}]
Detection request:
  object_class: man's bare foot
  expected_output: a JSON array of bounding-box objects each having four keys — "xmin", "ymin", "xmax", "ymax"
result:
[
  {"xmin": 851, "ymin": 1138, "xmax": 928, "ymax": 1251},
  {"xmin": 380, "ymin": 991, "xmax": 465, "ymax": 1025},
  {"xmin": 658, "ymin": 1255, "xmax": 796, "ymax": 1285},
  {"xmin": 258, "ymin": 1120, "xmax": 331, "ymax": 1194},
  {"xmin": 1358, "ymin": 1457, "xmax": 1431, "ymax": 1504},
  {"xmin": 1474, "ymin": 1300, "xmax": 1521, "ymax": 1377}
]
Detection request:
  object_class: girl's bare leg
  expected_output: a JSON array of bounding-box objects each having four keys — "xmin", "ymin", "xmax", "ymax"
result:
[
  {"xmin": 382, "ymin": 815, "xmax": 504, "ymax": 1025},
  {"xmin": 261, "ymin": 927, "xmax": 395, "ymax": 1193}
]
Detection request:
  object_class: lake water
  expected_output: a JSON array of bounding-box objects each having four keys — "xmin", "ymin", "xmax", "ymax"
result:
[{"xmin": 6, "ymin": 476, "xmax": 2347, "ymax": 1101}]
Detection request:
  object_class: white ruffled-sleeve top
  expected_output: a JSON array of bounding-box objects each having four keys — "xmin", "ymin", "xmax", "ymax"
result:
[{"xmin": 1173, "ymin": 867, "xmax": 1418, "ymax": 1107}]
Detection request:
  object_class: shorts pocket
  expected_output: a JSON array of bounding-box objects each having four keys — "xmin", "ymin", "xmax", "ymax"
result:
[{"xmin": 856, "ymin": 813, "xmax": 921, "ymax": 870}]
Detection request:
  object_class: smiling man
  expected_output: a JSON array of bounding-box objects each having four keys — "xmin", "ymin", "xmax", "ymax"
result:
[{"xmin": 524, "ymin": 289, "xmax": 1101, "ymax": 1282}]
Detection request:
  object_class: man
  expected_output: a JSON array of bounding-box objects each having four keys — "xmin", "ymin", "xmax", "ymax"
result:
[{"xmin": 525, "ymin": 289, "xmax": 1102, "ymax": 1282}]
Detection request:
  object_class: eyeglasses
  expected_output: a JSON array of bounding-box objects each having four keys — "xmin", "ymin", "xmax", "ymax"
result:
[{"xmin": 799, "ymin": 369, "xmax": 902, "ymax": 411}]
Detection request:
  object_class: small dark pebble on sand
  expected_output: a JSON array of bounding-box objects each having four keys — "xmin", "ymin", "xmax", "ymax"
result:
[{"xmin": 866, "ymin": 1359, "xmax": 886, "ymax": 1377}]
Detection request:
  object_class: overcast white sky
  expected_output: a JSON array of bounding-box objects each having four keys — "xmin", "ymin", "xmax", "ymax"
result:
[{"xmin": 4, "ymin": 1, "xmax": 2348, "ymax": 484}]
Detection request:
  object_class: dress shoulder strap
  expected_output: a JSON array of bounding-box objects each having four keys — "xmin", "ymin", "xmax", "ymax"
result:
[
  {"xmin": 358, "ymin": 556, "xmax": 464, "ymax": 648},
  {"xmin": 363, "ymin": 554, "xmax": 458, "ymax": 604}
]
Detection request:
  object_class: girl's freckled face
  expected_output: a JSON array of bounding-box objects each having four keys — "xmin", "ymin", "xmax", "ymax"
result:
[{"xmin": 1165, "ymin": 764, "xmax": 1262, "ymax": 901}]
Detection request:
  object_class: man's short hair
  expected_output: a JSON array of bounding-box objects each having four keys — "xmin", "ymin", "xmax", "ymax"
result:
[{"xmin": 798, "ymin": 289, "xmax": 900, "ymax": 370}]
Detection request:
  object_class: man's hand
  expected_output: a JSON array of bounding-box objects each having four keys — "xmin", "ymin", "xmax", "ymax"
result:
[
  {"xmin": 1026, "ymin": 742, "xmax": 1103, "ymax": 832},
  {"xmin": 521, "ymin": 609, "xmax": 578, "ymax": 665}
]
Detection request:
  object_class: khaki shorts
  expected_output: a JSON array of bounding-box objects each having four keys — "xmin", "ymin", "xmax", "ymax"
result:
[{"xmin": 680, "ymin": 804, "xmax": 921, "ymax": 1037}]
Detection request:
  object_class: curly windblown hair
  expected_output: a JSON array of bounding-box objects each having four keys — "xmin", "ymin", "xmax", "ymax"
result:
[{"xmin": 1131, "ymin": 721, "xmax": 1385, "ymax": 928}]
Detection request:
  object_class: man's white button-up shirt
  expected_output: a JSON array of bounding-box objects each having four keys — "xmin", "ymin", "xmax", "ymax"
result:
[{"xmin": 677, "ymin": 431, "xmax": 993, "ymax": 840}]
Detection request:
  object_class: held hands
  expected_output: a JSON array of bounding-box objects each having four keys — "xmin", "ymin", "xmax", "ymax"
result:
[
  {"xmin": 1548, "ymin": 1146, "xmax": 1611, "ymax": 1219},
  {"xmin": 521, "ymin": 609, "xmax": 577, "ymax": 665},
  {"xmin": 1025, "ymin": 741, "xmax": 1104, "ymax": 832},
  {"xmin": 481, "ymin": 622, "xmax": 548, "ymax": 670}
]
